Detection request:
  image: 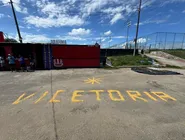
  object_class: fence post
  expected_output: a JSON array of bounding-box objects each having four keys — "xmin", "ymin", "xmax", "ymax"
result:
[
  {"xmin": 181, "ymin": 33, "xmax": 185, "ymax": 49},
  {"xmin": 164, "ymin": 32, "xmax": 167, "ymax": 50},
  {"xmin": 145, "ymin": 35, "xmax": 148, "ymax": 50},
  {"xmin": 149, "ymin": 44, "xmax": 151, "ymax": 53},
  {"xmin": 172, "ymin": 33, "xmax": 176, "ymax": 49},
  {"xmin": 155, "ymin": 32, "xmax": 158, "ymax": 49}
]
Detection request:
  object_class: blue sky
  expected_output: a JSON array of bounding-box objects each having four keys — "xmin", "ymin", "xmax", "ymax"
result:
[{"xmin": 0, "ymin": 0, "xmax": 185, "ymax": 47}]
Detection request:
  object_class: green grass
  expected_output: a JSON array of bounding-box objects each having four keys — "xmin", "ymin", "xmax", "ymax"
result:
[
  {"xmin": 163, "ymin": 50, "xmax": 185, "ymax": 59},
  {"xmin": 108, "ymin": 55, "xmax": 152, "ymax": 67}
]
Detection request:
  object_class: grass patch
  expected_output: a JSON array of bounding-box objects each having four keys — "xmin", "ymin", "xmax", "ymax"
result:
[
  {"xmin": 163, "ymin": 50, "xmax": 185, "ymax": 59},
  {"xmin": 109, "ymin": 55, "xmax": 152, "ymax": 67}
]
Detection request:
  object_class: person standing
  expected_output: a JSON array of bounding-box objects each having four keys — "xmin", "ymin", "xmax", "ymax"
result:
[
  {"xmin": 19, "ymin": 55, "xmax": 25, "ymax": 72},
  {"xmin": 7, "ymin": 54, "xmax": 15, "ymax": 72},
  {"xmin": 0, "ymin": 56, "xmax": 5, "ymax": 71},
  {"xmin": 28, "ymin": 55, "xmax": 35, "ymax": 71}
]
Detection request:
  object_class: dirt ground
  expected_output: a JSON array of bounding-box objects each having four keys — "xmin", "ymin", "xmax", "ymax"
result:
[
  {"xmin": 146, "ymin": 52, "xmax": 185, "ymax": 68},
  {"xmin": 0, "ymin": 68, "xmax": 185, "ymax": 140}
]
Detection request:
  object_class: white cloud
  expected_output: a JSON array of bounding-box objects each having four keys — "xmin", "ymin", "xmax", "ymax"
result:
[
  {"xmin": 24, "ymin": 0, "xmax": 179, "ymax": 28},
  {"xmin": 0, "ymin": 13, "xmax": 4, "ymax": 18},
  {"xmin": 8, "ymin": 32, "xmax": 126, "ymax": 44},
  {"xmin": 102, "ymin": 5, "xmax": 134, "ymax": 25},
  {"xmin": 27, "ymin": 26, "xmax": 31, "ymax": 29},
  {"xmin": 14, "ymin": 4, "xmax": 28, "ymax": 14},
  {"xmin": 24, "ymin": 0, "xmax": 141, "ymax": 28},
  {"xmin": 138, "ymin": 15, "xmax": 171, "ymax": 26},
  {"xmin": 104, "ymin": 30, "xmax": 112, "ymax": 36},
  {"xmin": 0, "ymin": 0, "xmax": 10, "ymax": 5},
  {"xmin": 169, "ymin": 22, "xmax": 179, "ymax": 25},
  {"xmin": 24, "ymin": 0, "xmax": 85, "ymax": 28},
  {"xmin": 139, "ymin": 19, "xmax": 167, "ymax": 25},
  {"xmin": 137, "ymin": 38, "xmax": 147, "ymax": 43},
  {"xmin": 101, "ymin": 38, "xmax": 106, "ymax": 42},
  {"xmin": 110, "ymin": 13, "xmax": 123, "ymax": 24},
  {"xmin": 141, "ymin": 0, "xmax": 155, "ymax": 9},
  {"xmin": 108, "ymin": 39, "xmax": 113, "ymax": 43},
  {"xmin": 11, "ymin": 32, "xmax": 87, "ymax": 43},
  {"xmin": 81, "ymin": 0, "xmax": 110, "ymax": 17},
  {"xmin": 68, "ymin": 28, "xmax": 91, "ymax": 36},
  {"xmin": 125, "ymin": 5, "xmax": 134, "ymax": 14},
  {"xmin": 58, "ymin": 36, "xmax": 86, "ymax": 41},
  {"xmin": 161, "ymin": 0, "xmax": 185, "ymax": 6},
  {"xmin": 2, "ymin": 0, "xmax": 185, "ymax": 28},
  {"xmin": 112, "ymin": 36, "xmax": 126, "ymax": 39},
  {"xmin": 102, "ymin": 6, "xmax": 124, "ymax": 15},
  {"xmin": 0, "ymin": 0, "xmax": 27, "ymax": 14},
  {"xmin": 25, "ymin": 15, "xmax": 84, "ymax": 28},
  {"xmin": 11, "ymin": 32, "xmax": 50, "ymax": 43},
  {"xmin": 23, "ymin": 34, "xmax": 50, "ymax": 43},
  {"xmin": 19, "ymin": 25, "xmax": 25, "ymax": 29},
  {"xmin": 40, "ymin": 2, "xmax": 67, "ymax": 18}
]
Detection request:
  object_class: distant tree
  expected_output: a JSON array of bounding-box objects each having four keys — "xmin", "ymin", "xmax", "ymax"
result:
[{"xmin": 4, "ymin": 38, "xmax": 18, "ymax": 43}]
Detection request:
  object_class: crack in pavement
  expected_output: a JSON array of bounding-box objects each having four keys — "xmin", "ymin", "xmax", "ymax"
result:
[{"xmin": 50, "ymin": 70, "xmax": 59, "ymax": 140}]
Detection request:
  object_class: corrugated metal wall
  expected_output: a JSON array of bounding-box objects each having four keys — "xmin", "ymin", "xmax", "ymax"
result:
[{"xmin": 52, "ymin": 45, "xmax": 100, "ymax": 68}]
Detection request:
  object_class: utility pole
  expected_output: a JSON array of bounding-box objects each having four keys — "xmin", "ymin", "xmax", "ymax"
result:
[
  {"xmin": 133, "ymin": 0, "xmax": 142, "ymax": 56},
  {"xmin": 9, "ymin": 0, "xmax": 22, "ymax": 43},
  {"xmin": 126, "ymin": 21, "xmax": 131, "ymax": 49},
  {"xmin": 109, "ymin": 36, "xmax": 111, "ymax": 48}
]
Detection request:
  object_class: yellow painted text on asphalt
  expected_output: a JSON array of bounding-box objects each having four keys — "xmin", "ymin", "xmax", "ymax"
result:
[{"xmin": 12, "ymin": 90, "xmax": 177, "ymax": 105}]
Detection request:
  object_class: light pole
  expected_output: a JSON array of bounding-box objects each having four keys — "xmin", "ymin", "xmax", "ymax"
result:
[
  {"xmin": 126, "ymin": 21, "xmax": 131, "ymax": 49},
  {"xmin": 9, "ymin": 0, "xmax": 22, "ymax": 43}
]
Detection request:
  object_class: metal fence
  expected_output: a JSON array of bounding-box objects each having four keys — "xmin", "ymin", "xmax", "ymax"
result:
[
  {"xmin": 109, "ymin": 32, "xmax": 185, "ymax": 50},
  {"xmin": 137, "ymin": 32, "xmax": 185, "ymax": 50}
]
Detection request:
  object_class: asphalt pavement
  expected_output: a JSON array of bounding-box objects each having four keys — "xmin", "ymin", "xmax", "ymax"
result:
[{"xmin": 0, "ymin": 68, "xmax": 185, "ymax": 140}]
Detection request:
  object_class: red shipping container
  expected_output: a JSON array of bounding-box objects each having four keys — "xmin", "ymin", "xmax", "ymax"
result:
[
  {"xmin": 53, "ymin": 58, "xmax": 100, "ymax": 68},
  {"xmin": 52, "ymin": 45, "xmax": 100, "ymax": 68},
  {"xmin": 52, "ymin": 45, "xmax": 100, "ymax": 59},
  {"xmin": 0, "ymin": 31, "xmax": 4, "ymax": 42},
  {"xmin": 15, "ymin": 59, "xmax": 30, "ymax": 69},
  {"xmin": 4, "ymin": 46, "xmax": 12, "ymax": 58}
]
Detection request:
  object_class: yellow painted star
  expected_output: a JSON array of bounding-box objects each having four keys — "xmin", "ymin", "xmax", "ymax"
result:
[{"xmin": 84, "ymin": 77, "xmax": 102, "ymax": 84}]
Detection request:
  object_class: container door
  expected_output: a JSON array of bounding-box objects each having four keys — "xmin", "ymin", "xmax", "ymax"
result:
[{"xmin": 43, "ymin": 45, "xmax": 52, "ymax": 70}]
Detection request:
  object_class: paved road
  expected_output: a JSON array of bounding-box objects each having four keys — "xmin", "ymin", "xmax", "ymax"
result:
[{"xmin": 0, "ymin": 68, "xmax": 185, "ymax": 140}]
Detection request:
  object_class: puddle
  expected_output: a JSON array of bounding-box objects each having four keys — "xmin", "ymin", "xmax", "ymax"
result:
[{"xmin": 131, "ymin": 67, "xmax": 182, "ymax": 75}]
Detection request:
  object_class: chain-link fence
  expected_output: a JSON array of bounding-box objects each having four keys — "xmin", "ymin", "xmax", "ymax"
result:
[
  {"xmin": 109, "ymin": 32, "xmax": 185, "ymax": 50},
  {"xmin": 137, "ymin": 32, "xmax": 185, "ymax": 50}
]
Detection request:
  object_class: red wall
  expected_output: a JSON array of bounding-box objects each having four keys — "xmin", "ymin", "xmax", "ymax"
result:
[
  {"xmin": 60, "ymin": 59, "xmax": 100, "ymax": 67},
  {"xmin": 0, "ymin": 32, "xmax": 12, "ymax": 58},
  {"xmin": 52, "ymin": 46, "xmax": 100, "ymax": 58},
  {"xmin": 52, "ymin": 45, "xmax": 100, "ymax": 68},
  {"xmin": 0, "ymin": 32, "xmax": 4, "ymax": 42},
  {"xmin": 4, "ymin": 46, "xmax": 12, "ymax": 58},
  {"xmin": 15, "ymin": 59, "xmax": 30, "ymax": 69}
]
